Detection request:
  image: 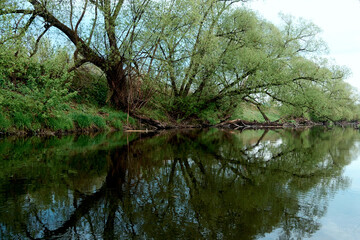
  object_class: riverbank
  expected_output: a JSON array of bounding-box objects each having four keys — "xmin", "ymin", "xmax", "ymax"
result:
[
  {"xmin": 0, "ymin": 104, "xmax": 137, "ymax": 137},
  {"xmin": 2, "ymin": 110, "xmax": 358, "ymax": 137},
  {"xmin": 216, "ymin": 118, "xmax": 324, "ymax": 130}
]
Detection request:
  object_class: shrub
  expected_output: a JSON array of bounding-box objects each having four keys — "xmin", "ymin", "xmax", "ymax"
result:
[
  {"xmin": 46, "ymin": 115, "xmax": 74, "ymax": 131},
  {"xmin": 101, "ymin": 107, "xmax": 135, "ymax": 127},
  {"xmin": 91, "ymin": 115, "xmax": 106, "ymax": 129},
  {"xmin": 110, "ymin": 119, "xmax": 123, "ymax": 129},
  {"xmin": 0, "ymin": 113, "xmax": 11, "ymax": 131},
  {"xmin": 12, "ymin": 112, "xmax": 32, "ymax": 130},
  {"xmin": 0, "ymin": 42, "xmax": 76, "ymax": 124},
  {"xmin": 70, "ymin": 112, "xmax": 92, "ymax": 129},
  {"xmin": 71, "ymin": 67, "xmax": 109, "ymax": 106}
]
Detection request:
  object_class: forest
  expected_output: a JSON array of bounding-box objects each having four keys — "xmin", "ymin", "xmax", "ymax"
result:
[{"xmin": 0, "ymin": 0, "xmax": 359, "ymax": 133}]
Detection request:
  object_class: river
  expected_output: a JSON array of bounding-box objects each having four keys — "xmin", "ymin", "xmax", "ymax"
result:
[{"xmin": 0, "ymin": 127, "xmax": 359, "ymax": 239}]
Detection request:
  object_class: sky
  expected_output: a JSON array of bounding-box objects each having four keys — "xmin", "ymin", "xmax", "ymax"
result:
[{"xmin": 245, "ymin": 0, "xmax": 360, "ymax": 92}]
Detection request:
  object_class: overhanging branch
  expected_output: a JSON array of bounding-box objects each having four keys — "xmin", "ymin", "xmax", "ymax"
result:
[
  {"xmin": 27, "ymin": 0, "xmax": 105, "ymax": 68},
  {"xmin": 0, "ymin": 9, "xmax": 34, "ymax": 15}
]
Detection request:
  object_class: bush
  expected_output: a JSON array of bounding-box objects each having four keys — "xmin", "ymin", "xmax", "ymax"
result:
[
  {"xmin": 46, "ymin": 115, "xmax": 74, "ymax": 131},
  {"xmin": 71, "ymin": 66, "xmax": 109, "ymax": 106},
  {"xmin": 12, "ymin": 112, "xmax": 32, "ymax": 130},
  {"xmin": 0, "ymin": 112, "xmax": 11, "ymax": 131},
  {"xmin": 70, "ymin": 112, "xmax": 92, "ymax": 129},
  {"xmin": 91, "ymin": 115, "xmax": 106, "ymax": 129},
  {"xmin": 0, "ymin": 41, "xmax": 76, "ymax": 122},
  {"xmin": 0, "ymin": 39, "xmax": 134, "ymax": 133},
  {"xmin": 111, "ymin": 119, "xmax": 123, "ymax": 129}
]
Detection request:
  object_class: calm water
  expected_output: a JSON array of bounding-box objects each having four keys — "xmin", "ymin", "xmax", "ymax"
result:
[{"xmin": 0, "ymin": 128, "xmax": 360, "ymax": 239}]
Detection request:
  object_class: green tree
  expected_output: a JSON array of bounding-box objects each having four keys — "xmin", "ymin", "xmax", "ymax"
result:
[
  {"xmin": 0, "ymin": 0, "xmax": 248, "ymax": 111},
  {"xmin": 139, "ymin": 6, "xmax": 355, "ymax": 121},
  {"xmin": 1, "ymin": 0, "xmax": 357, "ymax": 123}
]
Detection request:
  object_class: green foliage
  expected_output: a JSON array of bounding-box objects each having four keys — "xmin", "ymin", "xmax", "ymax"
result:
[
  {"xmin": 138, "ymin": 107, "xmax": 169, "ymax": 122},
  {"xmin": 0, "ymin": 38, "xmax": 78, "ymax": 131},
  {"xmin": 1, "ymin": 0, "xmax": 359, "ymax": 126},
  {"xmin": 168, "ymin": 96, "xmax": 203, "ymax": 119},
  {"xmin": 70, "ymin": 112, "xmax": 93, "ymax": 129},
  {"xmin": 12, "ymin": 112, "xmax": 32, "ymax": 130},
  {"xmin": 92, "ymin": 115, "xmax": 107, "ymax": 129},
  {"xmin": 0, "ymin": 35, "xmax": 122, "ymax": 133},
  {"xmin": 142, "ymin": 2, "xmax": 359, "ymax": 122},
  {"xmin": 101, "ymin": 107, "xmax": 135, "ymax": 129},
  {"xmin": 69, "ymin": 112, "xmax": 107, "ymax": 129},
  {"xmin": 71, "ymin": 66, "xmax": 109, "ymax": 106},
  {"xmin": 231, "ymin": 106, "xmax": 264, "ymax": 122},
  {"xmin": 110, "ymin": 119, "xmax": 123, "ymax": 129},
  {"xmin": 199, "ymin": 107, "xmax": 221, "ymax": 125},
  {"xmin": 0, "ymin": 112, "xmax": 11, "ymax": 131},
  {"xmin": 46, "ymin": 115, "xmax": 74, "ymax": 131},
  {"xmin": 231, "ymin": 103, "xmax": 280, "ymax": 122}
]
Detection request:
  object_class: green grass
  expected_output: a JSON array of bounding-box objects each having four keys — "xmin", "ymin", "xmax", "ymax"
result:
[
  {"xmin": 231, "ymin": 103, "xmax": 281, "ymax": 122},
  {"xmin": 70, "ymin": 112, "xmax": 93, "ymax": 129},
  {"xmin": 110, "ymin": 119, "xmax": 123, "ymax": 129},
  {"xmin": 0, "ymin": 99, "xmax": 133, "ymax": 133},
  {"xmin": 92, "ymin": 115, "xmax": 106, "ymax": 129},
  {"xmin": 0, "ymin": 113, "xmax": 11, "ymax": 131},
  {"xmin": 46, "ymin": 115, "xmax": 74, "ymax": 131},
  {"xmin": 0, "ymin": 50, "xmax": 135, "ymax": 134},
  {"xmin": 12, "ymin": 112, "xmax": 33, "ymax": 130},
  {"xmin": 199, "ymin": 109, "xmax": 221, "ymax": 125},
  {"xmin": 101, "ymin": 107, "xmax": 136, "ymax": 128},
  {"xmin": 137, "ymin": 106, "xmax": 169, "ymax": 122}
]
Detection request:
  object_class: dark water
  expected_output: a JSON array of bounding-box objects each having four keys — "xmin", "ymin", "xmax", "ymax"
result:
[{"xmin": 0, "ymin": 128, "xmax": 360, "ymax": 239}]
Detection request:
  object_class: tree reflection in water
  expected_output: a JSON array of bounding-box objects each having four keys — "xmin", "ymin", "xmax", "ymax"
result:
[{"xmin": 0, "ymin": 127, "xmax": 358, "ymax": 239}]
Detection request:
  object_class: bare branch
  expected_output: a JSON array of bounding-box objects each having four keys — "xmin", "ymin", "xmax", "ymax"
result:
[
  {"xmin": 75, "ymin": 0, "xmax": 89, "ymax": 35},
  {"xmin": 68, "ymin": 59, "xmax": 89, "ymax": 72},
  {"xmin": 87, "ymin": 0, "xmax": 98, "ymax": 45},
  {"xmin": 70, "ymin": 0, "xmax": 74, "ymax": 30},
  {"xmin": 0, "ymin": 13, "xmax": 36, "ymax": 44},
  {"xmin": 30, "ymin": 24, "xmax": 52, "ymax": 58},
  {"xmin": 0, "ymin": 9, "xmax": 34, "ymax": 15},
  {"xmin": 112, "ymin": 0, "xmax": 124, "ymax": 18}
]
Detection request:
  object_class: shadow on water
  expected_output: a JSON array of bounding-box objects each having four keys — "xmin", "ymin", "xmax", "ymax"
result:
[{"xmin": 0, "ymin": 127, "xmax": 359, "ymax": 239}]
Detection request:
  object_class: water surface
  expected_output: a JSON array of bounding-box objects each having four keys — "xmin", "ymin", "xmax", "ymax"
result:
[{"xmin": 0, "ymin": 128, "xmax": 360, "ymax": 239}]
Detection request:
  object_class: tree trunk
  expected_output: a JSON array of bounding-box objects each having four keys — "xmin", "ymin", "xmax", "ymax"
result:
[
  {"xmin": 106, "ymin": 65, "xmax": 128, "ymax": 111},
  {"xmin": 256, "ymin": 105, "xmax": 270, "ymax": 122}
]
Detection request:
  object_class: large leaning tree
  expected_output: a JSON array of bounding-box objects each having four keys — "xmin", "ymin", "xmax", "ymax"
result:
[{"xmin": 0, "ymin": 0, "xmax": 250, "ymax": 111}]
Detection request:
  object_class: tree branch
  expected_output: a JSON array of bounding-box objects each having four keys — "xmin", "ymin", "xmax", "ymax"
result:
[
  {"xmin": 68, "ymin": 59, "xmax": 89, "ymax": 72},
  {"xmin": 0, "ymin": 9, "xmax": 34, "ymax": 15},
  {"xmin": 28, "ymin": 0, "xmax": 105, "ymax": 68},
  {"xmin": 29, "ymin": 24, "xmax": 51, "ymax": 58},
  {"xmin": 112, "ymin": 0, "xmax": 124, "ymax": 18},
  {"xmin": 75, "ymin": 0, "xmax": 89, "ymax": 35},
  {"xmin": 87, "ymin": 0, "xmax": 98, "ymax": 45}
]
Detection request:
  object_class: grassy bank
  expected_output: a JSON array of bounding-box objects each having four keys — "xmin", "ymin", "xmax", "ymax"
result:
[
  {"xmin": 0, "ymin": 45, "xmax": 356, "ymax": 134},
  {"xmin": 0, "ymin": 103, "xmax": 136, "ymax": 135},
  {"xmin": 0, "ymin": 49, "xmax": 137, "ymax": 135},
  {"xmin": 0, "ymin": 82, "xmax": 136, "ymax": 135},
  {"xmin": 230, "ymin": 103, "xmax": 281, "ymax": 123}
]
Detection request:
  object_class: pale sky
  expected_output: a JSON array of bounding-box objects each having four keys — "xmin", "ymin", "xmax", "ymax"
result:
[{"xmin": 246, "ymin": 0, "xmax": 360, "ymax": 92}]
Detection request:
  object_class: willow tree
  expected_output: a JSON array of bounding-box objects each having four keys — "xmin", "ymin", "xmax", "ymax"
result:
[
  {"xmin": 140, "ymin": 2, "xmax": 352, "ymax": 120},
  {"xmin": 138, "ymin": 3, "xmax": 265, "ymax": 117},
  {"xmin": 0, "ymin": 0, "xmax": 152, "ymax": 110},
  {"xmin": 0, "ymin": 0, "xmax": 250, "ymax": 111}
]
